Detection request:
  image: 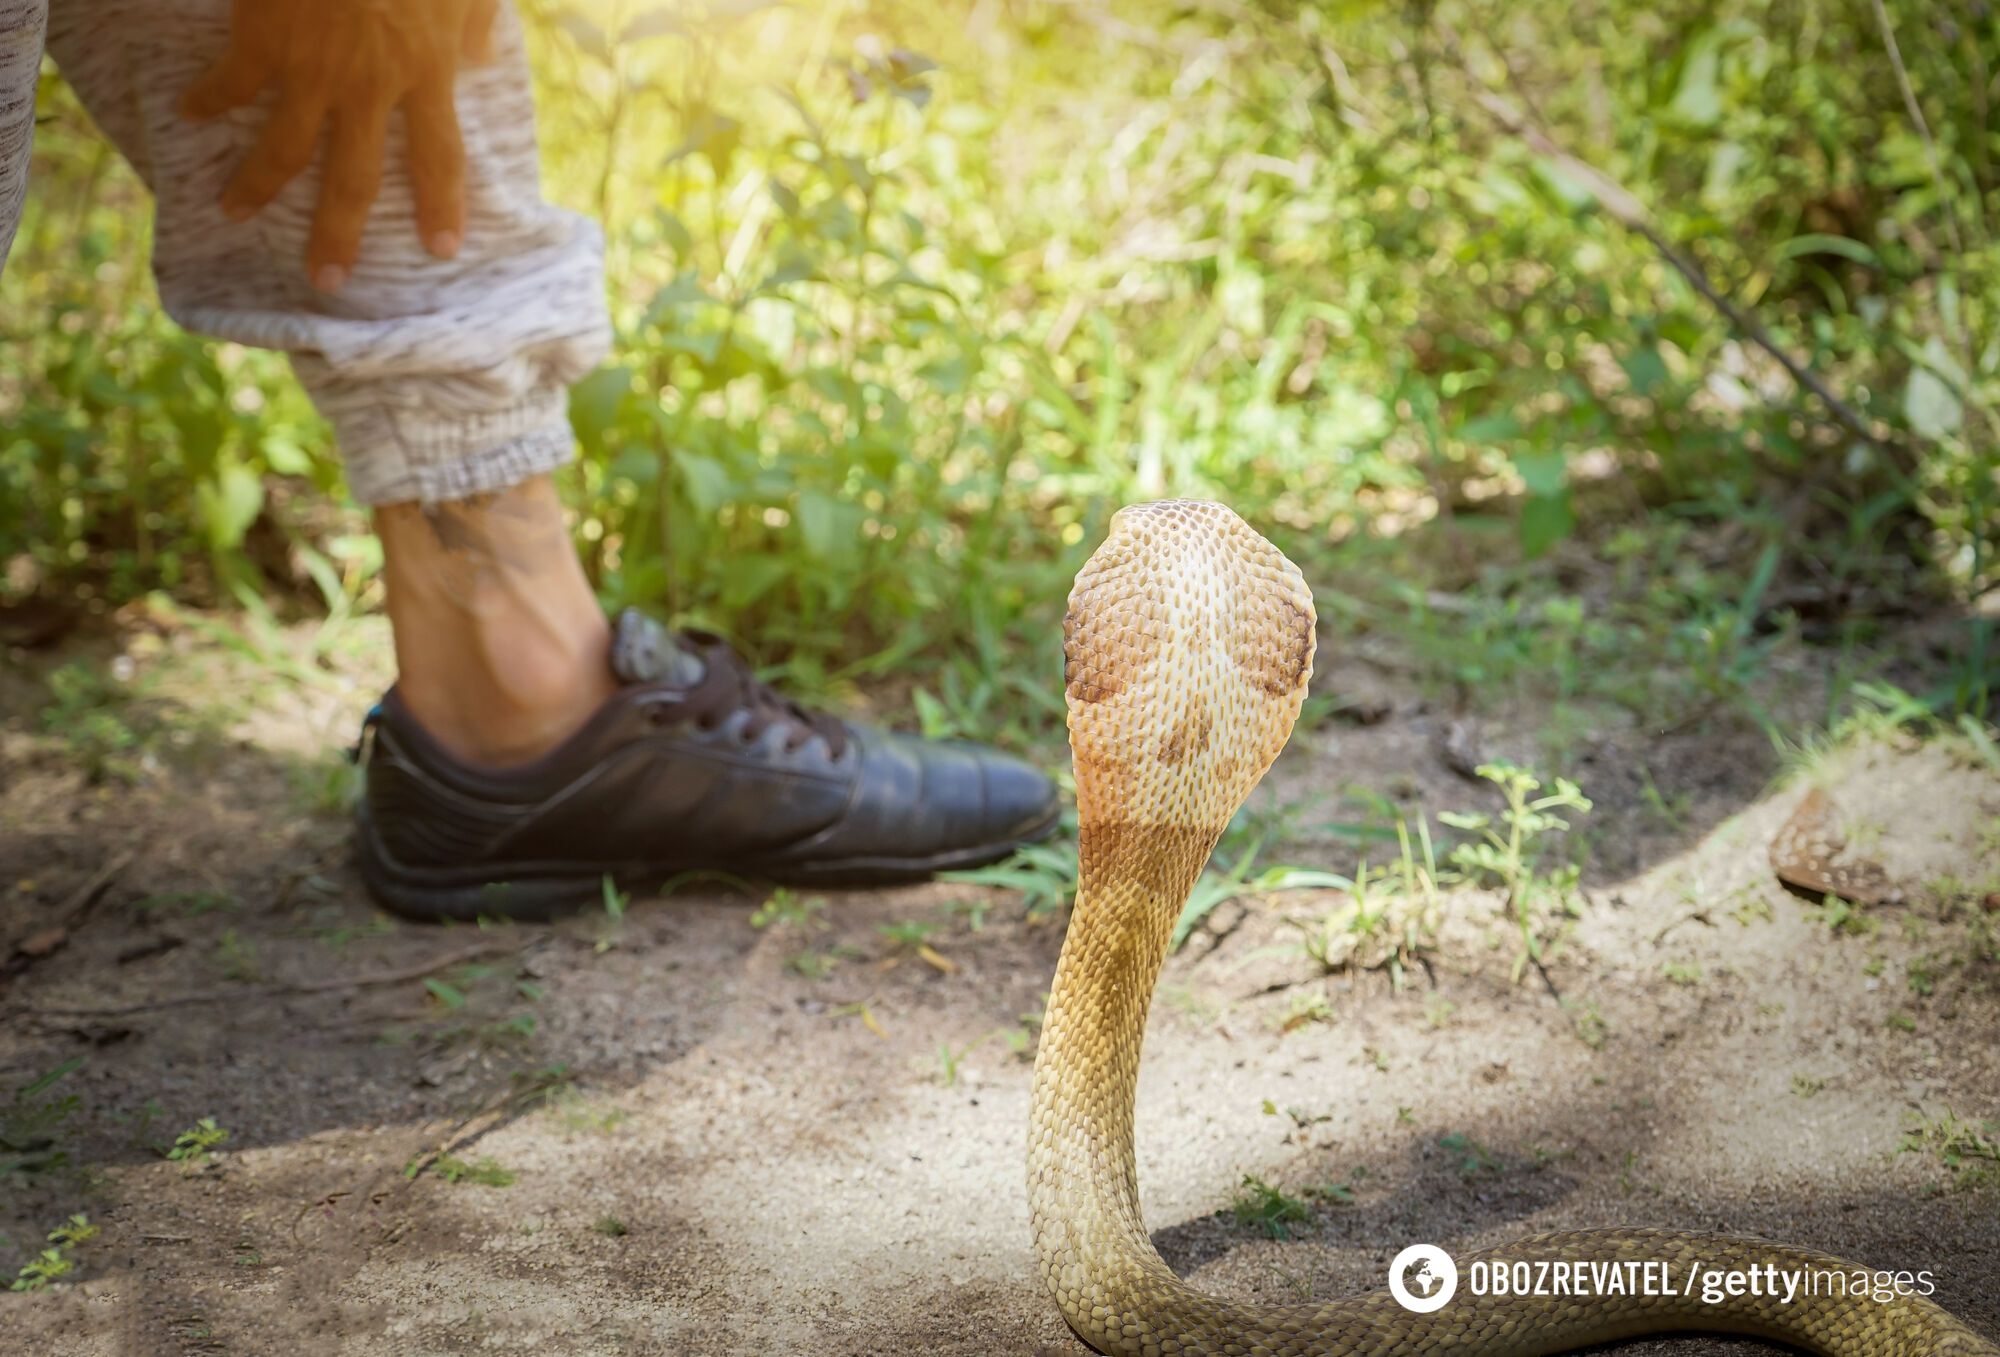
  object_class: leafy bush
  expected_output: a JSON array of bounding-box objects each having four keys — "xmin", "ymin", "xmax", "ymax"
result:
[{"xmin": 2, "ymin": 0, "xmax": 1992, "ymax": 709}]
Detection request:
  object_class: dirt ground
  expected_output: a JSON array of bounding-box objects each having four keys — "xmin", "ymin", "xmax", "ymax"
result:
[{"xmin": 1, "ymin": 609, "xmax": 1996, "ymax": 1357}]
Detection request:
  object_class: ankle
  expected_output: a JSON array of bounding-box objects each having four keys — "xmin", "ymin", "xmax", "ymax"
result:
[
  {"xmin": 375, "ymin": 480, "xmax": 622, "ymax": 767},
  {"xmin": 394, "ymin": 608, "xmax": 616, "ymax": 766}
]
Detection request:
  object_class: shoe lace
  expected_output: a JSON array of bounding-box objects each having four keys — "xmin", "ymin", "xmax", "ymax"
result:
[{"xmin": 680, "ymin": 636, "xmax": 848, "ymax": 758}]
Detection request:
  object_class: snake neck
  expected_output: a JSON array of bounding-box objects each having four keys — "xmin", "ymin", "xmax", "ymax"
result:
[{"xmin": 1029, "ymin": 819, "xmax": 1220, "ymax": 1336}]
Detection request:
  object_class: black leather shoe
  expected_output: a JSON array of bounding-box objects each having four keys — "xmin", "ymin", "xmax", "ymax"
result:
[{"xmin": 352, "ymin": 611, "xmax": 1061, "ymax": 921}]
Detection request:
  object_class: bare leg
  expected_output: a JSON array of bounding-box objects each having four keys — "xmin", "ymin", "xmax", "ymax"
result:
[{"xmin": 376, "ymin": 476, "xmax": 618, "ymax": 766}]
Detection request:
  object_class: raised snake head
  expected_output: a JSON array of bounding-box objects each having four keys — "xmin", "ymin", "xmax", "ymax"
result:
[{"xmin": 1062, "ymin": 500, "xmax": 1317, "ymax": 847}]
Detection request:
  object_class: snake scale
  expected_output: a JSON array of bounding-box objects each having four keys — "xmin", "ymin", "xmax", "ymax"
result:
[{"xmin": 1029, "ymin": 500, "xmax": 1996, "ymax": 1357}]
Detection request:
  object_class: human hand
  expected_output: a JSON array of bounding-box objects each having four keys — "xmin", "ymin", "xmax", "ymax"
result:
[{"xmin": 180, "ymin": 0, "xmax": 500, "ymax": 292}]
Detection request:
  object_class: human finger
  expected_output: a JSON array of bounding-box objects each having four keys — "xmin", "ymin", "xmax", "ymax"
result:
[
  {"xmin": 404, "ymin": 76, "xmax": 467, "ymax": 258},
  {"xmin": 305, "ymin": 93, "xmax": 397, "ymax": 290},
  {"xmin": 217, "ymin": 77, "xmax": 332, "ymax": 221}
]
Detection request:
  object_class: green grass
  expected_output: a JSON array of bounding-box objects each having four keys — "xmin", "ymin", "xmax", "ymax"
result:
[
  {"xmin": 433, "ymin": 1155, "xmax": 518, "ymax": 1188},
  {"xmin": 1, "ymin": 1059, "xmax": 84, "ymax": 1180},
  {"xmin": 1438, "ymin": 1132, "xmax": 1502, "ymax": 1178},
  {"xmin": 1901, "ymin": 1112, "xmax": 2000, "ymax": 1191},
  {"xmin": 1229, "ymin": 1176, "xmax": 1315, "ymax": 1241}
]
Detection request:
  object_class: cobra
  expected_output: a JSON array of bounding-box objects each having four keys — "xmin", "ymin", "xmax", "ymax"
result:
[{"xmin": 1029, "ymin": 500, "xmax": 1995, "ymax": 1357}]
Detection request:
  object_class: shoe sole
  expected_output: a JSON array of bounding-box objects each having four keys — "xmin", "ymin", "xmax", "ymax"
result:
[{"xmin": 354, "ymin": 805, "xmax": 1063, "ymax": 924}]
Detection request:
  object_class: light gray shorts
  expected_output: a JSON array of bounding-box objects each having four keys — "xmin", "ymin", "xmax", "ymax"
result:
[{"xmin": 0, "ymin": 0, "xmax": 610, "ymax": 505}]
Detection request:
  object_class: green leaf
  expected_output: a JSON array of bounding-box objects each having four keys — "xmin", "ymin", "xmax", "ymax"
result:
[
  {"xmin": 16, "ymin": 1057, "xmax": 84, "ymax": 1099},
  {"xmin": 663, "ymin": 112, "xmax": 743, "ymax": 181},
  {"xmin": 195, "ymin": 460, "xmax": 264, "ymax": 551},
  {"xmin": 1518, "ymin": 493, "xmax": 1575, "ymax": 558},
  {"xmin": 568, "ymin": 365, "xmax": 631, "ymax": 451},
  {"xmin": 1511, "ymin": 449, "xmax": 1567, "ymax": 499},
  {"xmin": 1667, "ymin": 32, "xmax": 1724, "ymax": 127},
  {"xmin": 719, "ymin": 552, "xmax": 790, "ymax": 609},
  {"xmin": 1457, "ymin": 413, "xmax": 1520, "ymax": 443},
  {"xmin": 1779, "ymin": 234, "xmax": 1879, "ymax": 268},
  {"xmin": 260, "ymin": 433, "xmax": 313, "ymax": 476},
  {"xmin": 1619, "ymin": 346, "xmax": 1668, "ymax": 397},
  {"xmin": 796, "ymin": 489, "xmax": 862, "ymax": 563},
  {"xmin": 674, "ymin": 453, "xmax": 731, "ymax": 515},
  {"xmin": 654, "ymin": 210, "xmax": 693, "ymax": 257}
]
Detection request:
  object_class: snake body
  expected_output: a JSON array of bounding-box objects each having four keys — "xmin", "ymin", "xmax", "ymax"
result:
[{"xmin": 1029, "ymin": 500, "xmax": 1995, "ymax": 1357}]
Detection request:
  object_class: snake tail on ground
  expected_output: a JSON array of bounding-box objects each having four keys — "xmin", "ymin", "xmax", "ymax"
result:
[{"xmin": 1028, "ymin": 499, "xmax": 1996, "ymax": 1357}]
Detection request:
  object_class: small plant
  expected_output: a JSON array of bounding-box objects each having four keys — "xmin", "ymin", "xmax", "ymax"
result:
[
  {"xmin": 1900, "ymin": 1112, "xmax": 2000, "ymax": 1191},
  {"xmin": 593, "ymin": 1216, "xmax": 629, "ymax": 1237},
  {"xmin": 1001, "ymin": 1012, "xmax": 1042, "ymax": 1061},
  {"xmin": 783, "ymin": 948, "xmax": 842, "ymax": 979},
  {"xmin": 1262, "ymin": 1101, "xmax": 1331, "ymax": 1129},
  {"xmin": 1906, "ymin": 957, "xmax": 1937, "ymax": 997},
  {"xmin": 1561, "ymin": 997, "xmax": 1608, "ymax": 1049},
  {"xmin": 552, "ymin": 1091, "xmax": 628, "ymax": 1136},
  {"xmin": 166, "ymin": 1117, "xmax": 229, "ymax": 1166},
  {"xmin": 214, "ymin": 928, "xmax": 260, "ymax": 982},
  {"xmin": 1819, "ymin": 895, "xmax": 1875, "ymax": 936},
  {"xmin": 1790, "ymin": 1074, "xmax": 1825, "ymax": 1098},
  {"xmin": 1230, "ymin": 1176, "xmax": 1313, "ymax": 1240},
  {"xmin": 750, "ymin": 887, "xmax": 827, "ymax": 933},
  {"xmin": 433, "ymin": 1155, "xmax": 517, "ymax": 1187},
  {"xmin": 878, "ymin": 919, "xmax": 957, "ymax": 973},
  {"xmin": 596, "ymin": 875, "xmax": 631, "ymax": 953},
  {"xmin": 1727, "ymin": 889, "xmax": 1775, "ymax": 926},
  {"xmin": 1887, "ymin": 1012, "xmax": 1917, "ymax": 1033},
  {"xmin": 1662, "ymin": 961, "xmax": 1702, "ymax": 986},
  {"xmin": 1440, "ymin": 762, "xmax": 1592, "ymax": 984},
  {"xmin": 10, "ymin": 1214, "xmax": 98, "ymax": 1292},
  {"xmin": 1312, "ymin": 1179, "xmax": 1356, "ymax": 1206},
  {"xmin": 1278, "ymin": 988, "xmax": 1334, "ymax": 1032},
  {"xmin": 1438, "ymin": 1131, "xmax": 1501, "ymax": 1177},
  {"xmin": 40, "ymin": 664, "xmax": 145, "ymax": 783}
]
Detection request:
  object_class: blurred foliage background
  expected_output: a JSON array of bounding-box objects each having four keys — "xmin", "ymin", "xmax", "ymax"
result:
[{"xmin": 1, "ymin": 0, "xmax": 1995, "ymax": 738}]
